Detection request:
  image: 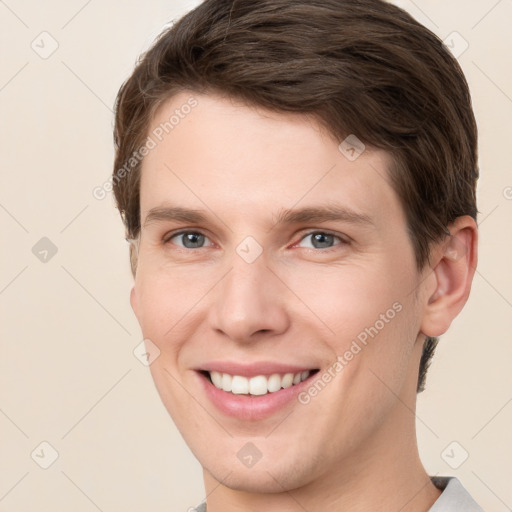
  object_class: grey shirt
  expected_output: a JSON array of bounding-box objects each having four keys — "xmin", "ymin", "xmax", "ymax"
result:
[
  {"xmin": 192, "ymin": 476, "xmax": 483, "ymax": 511},
  {"xmin": 429, "ymin": 477, "xmax": 483, "ymax": 511}
]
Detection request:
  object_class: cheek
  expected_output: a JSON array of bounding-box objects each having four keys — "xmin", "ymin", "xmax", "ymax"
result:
[
  {"xmin": 284, "ymin": 262, "xmax": 410, "ymax": 338},
  {"xmin": 135, "ymin": 262, "xmax": 205, "ymax": 329},
  {"xmin": 133, "ymin": 272, "xmax": 186, "ymax": 355},
  {"xmin": 285, "ymin": 260, "xmax": 420, "ymax": 400},
  {"xmin": 328, "ymin": 293, "xmax": 420, "ymax": 429}
]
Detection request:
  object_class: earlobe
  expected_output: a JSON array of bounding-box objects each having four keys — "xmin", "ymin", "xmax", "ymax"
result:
[{"xmin": 420, "ymin": 216, "xmax": 478, "ymax": 337}]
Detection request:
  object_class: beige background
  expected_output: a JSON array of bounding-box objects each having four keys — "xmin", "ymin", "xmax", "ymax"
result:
[{"xmin": 0, "ymin": 0, "xmax": 511, "ymax": 510}]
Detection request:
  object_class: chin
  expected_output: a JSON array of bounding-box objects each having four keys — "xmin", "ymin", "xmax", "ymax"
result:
[
  {"xmin": 201, "ymin": 450, "xmax": 319, "ymax": 495},
  {"xmin": 210, "ymin": 467, "xmax": 299, "ymax": 494}
]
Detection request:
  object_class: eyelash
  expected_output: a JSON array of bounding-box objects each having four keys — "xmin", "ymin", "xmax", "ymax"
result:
[
  {"xmin": 294, "ymin": 231, "xmax": 348, "ymax": 251},
  {"xmin": 163, "ymin": 229, "xmax": 348, "ymax": 251},
  {"xmin": 163, "ymin": 230, "xmax": 214, "ymax": 249}
]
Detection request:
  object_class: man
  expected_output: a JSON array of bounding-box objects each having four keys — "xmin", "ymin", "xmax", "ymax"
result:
[{"xmin": 112, "ymin": 0, "xmax": 482, "ymax": 510}]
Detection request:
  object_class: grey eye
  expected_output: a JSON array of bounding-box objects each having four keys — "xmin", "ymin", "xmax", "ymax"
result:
[
  {"xmin": 299, "ymin": 232, "xmax": 341, "ymax": 249},
  {"xmin": 171, "ymin": 232, "xmax": 209, "ymax": 248}
]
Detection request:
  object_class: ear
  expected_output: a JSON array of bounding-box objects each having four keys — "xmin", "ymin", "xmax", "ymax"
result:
[{"xmin": 420, "ymin": 215, "xmax": 478, "ymax": 337}]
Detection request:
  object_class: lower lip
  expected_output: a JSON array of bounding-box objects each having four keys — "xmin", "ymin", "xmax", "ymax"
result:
[{"xmin": 197, "ymin": 371, "xmax": 316, "ymax": 421}]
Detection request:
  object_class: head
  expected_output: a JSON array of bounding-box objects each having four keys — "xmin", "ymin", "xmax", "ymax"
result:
[{"xmin": 112, "ymin": 0, "xmax": 478, "ymax": 496}]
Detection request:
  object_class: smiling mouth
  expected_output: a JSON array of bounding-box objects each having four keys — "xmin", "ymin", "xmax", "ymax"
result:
[{"xmin": 201, "ymin": 369, "xmax": 320, "ymax": 396}]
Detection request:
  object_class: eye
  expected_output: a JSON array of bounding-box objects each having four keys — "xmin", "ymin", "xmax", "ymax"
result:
[
  {"xmin": 167, "ymin": 231, "xmax": 213, "ymax": 249},
  {"xmin": 297, "ymin": 231, "xmax": 345, "ymax": 249}
]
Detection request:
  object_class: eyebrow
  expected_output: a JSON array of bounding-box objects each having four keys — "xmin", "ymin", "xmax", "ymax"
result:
[
  {"xmin": 143, "ymin": 206, "xmax": 207, "ymax": 227},
  {"xmin": 143, "ymin": 204, "xmax": 374, "ymax": 229},
  {"xmin": 272, "ymin": 205, "xmax": 375, "ymax": 228}
]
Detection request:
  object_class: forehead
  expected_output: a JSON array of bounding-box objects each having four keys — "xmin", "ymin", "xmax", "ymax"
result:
[{"xmin": 140, "ymin": 91, "xmax": 404, "ymax": 229}]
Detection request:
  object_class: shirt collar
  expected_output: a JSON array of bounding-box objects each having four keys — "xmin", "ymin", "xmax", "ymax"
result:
[{"xmin": 429, "ymin": 477, "xmax": 483, "ymax": 511}]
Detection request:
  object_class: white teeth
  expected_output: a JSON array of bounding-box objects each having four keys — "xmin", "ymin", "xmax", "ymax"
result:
[
  {"xmin": 221, "ymin": 373, "xmax": 232, "ymax": 392},
  {"xmin": 281, "ymin": 373, "xmax": 294, "ymax": 389},
  {"xmin": 249, "ymin": 375, "xmax": 268, "ymax": 396},
  {"xmin": 231, "ymin": 375, "xmax": 249, "ymax": 394},
  {"xmin": 210, "ymin": 371, "xmax": 222, "ymax": 388},
  {"xmin": 208, "ymin": 370, "xmax": 312, "ymax": 395},
  {"xmin": 267, "ymin": 373, "xmax": 282, "ymax": 392}
]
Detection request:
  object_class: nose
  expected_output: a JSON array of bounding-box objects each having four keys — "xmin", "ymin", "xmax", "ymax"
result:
[{"xmin": 209, "ymin": 256, "xmax": 291, "ymax": 343}]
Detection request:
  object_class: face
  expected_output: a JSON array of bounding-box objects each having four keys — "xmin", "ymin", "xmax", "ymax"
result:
[{"xmin": 131, "ymin": 91, "xmax": 431, "ymax": 493}]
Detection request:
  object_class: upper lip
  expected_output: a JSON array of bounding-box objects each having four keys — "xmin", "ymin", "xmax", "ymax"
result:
[{"xmin": 197, "ymin": 361, "xmax": 318, "ymax": 378}]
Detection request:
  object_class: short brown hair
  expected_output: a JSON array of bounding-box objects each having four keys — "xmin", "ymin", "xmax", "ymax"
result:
[{"xmin": 112, "ymin": 0, "xmax": 478, "ymax": 392}]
